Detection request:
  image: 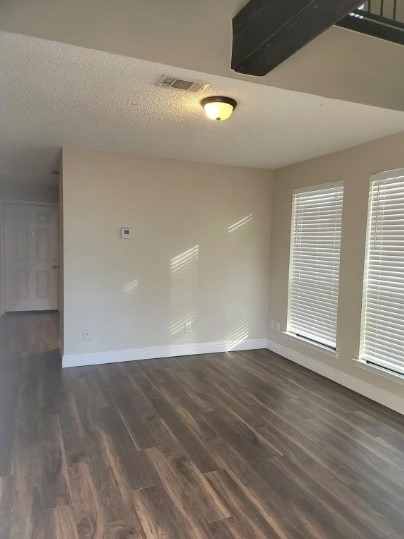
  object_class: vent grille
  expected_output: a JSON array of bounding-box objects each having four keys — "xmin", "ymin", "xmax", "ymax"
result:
[{"xmin": 156, "ymin": 75, "xmax": 208, "ymax": 93}]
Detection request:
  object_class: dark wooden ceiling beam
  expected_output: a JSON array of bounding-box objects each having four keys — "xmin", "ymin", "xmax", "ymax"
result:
[
  {"xmin": 232, "ymin": 0, "xmax": 363, "ymax": 76},
  {"xmin": 337, "ymin": 10, "xmax": 404, "ymax": 46}
]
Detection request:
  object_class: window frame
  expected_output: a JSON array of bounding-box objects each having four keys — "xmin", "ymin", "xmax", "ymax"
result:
[
  {"xmin": 359, "ymin": 168, "xmax": 404, "ymax": 379},
  {"xmin": 287, "ymin": 181, "xmax": 344, "ymax": 352}
]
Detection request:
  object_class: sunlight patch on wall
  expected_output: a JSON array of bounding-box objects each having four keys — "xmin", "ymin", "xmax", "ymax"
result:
[
  {"xmin": 228, "ymin": 214, "xmax": 253, "ymax": 234},
  {"xmin": 225, "ymin": 220, "xmax": 253, "ymax": 351},
  {"xmin": 225, "ymin": 313, "xmax": 249, "ymax": 351},
  {"xmin": 122, "ymin": 278, "xmax": 139, "ymax": 296},
  {"xmin": 170, "ymin": 246, "xmax": 199, "ymax": 353},
  {"xmin": 170, "ymin": 314, "xmax": 197, "ymax": 336}
]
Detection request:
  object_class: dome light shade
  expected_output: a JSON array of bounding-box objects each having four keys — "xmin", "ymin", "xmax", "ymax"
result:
[{"xmin": 201, "ymin": 96, "xmax": 237, "ymax": 121}]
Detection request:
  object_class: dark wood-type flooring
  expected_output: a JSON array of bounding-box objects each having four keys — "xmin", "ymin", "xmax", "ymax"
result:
[{"xmin": 0, "ymin": 312, "xmax": 403, "ymax": 538}]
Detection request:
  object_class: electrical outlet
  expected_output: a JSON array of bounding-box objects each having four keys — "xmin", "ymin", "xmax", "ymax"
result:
[
  {"xmin": 270, "ymin": 320, "xmax": 274, "ymax": 330},
  {"xmin": 185, "ymin": 322, "xmax": 192, "ymax": 333},
  {"xmin": 83, "ymin": 330, "xmax": 91, "ymax": 341},
  {"xmin": 276, "ymin": 322, "xmax": 281, "ymax": 332}
]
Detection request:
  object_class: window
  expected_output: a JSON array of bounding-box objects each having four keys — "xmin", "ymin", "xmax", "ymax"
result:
[
  {"xmin": 360, "ymin": 169, "xmax": 404, "ymax": 377},
  {"xmin": 287, "ymin": 183, "xmax": 344, "ymax": 350}
]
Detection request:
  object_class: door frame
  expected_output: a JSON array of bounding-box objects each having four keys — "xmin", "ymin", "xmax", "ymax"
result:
[{"xmin": 0, "ymin": 199, "xmax": 59, "ymax": 316}]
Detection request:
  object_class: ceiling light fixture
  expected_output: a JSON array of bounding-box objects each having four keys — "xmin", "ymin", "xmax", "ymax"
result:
[{"xmin": 201, "ymin": 96, "xmax": 237, "ymax": 121}]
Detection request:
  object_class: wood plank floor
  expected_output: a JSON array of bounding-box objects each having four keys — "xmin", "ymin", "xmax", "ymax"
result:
[{"xmin": 0, "ymin": 312, "xmax": 403, "ymax": 538}]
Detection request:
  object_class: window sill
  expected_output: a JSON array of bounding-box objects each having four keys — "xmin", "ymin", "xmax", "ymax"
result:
[
  {"xmin": 282, "ymin": 332, "xmax": 338, "ymax": 359},
  {"xmin": 354, "ymin": 359, "xmax": 404, "ymax": 384}
]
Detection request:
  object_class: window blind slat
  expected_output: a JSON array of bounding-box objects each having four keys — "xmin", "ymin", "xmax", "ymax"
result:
[
  {"xmin": 361, "ymin": 170, "xmax": 404, "ymax": 373},
  {"xmin": 288, "ymin": 183, "xmax": 343, "ymax": 349}
]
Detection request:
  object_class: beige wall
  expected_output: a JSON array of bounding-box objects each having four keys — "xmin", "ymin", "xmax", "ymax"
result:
[
  {"xmin": 61, "ymin": 149, "xmax": 272, "ymax": 356},
  {"xmin": 0, "ymin": 180, "xmax": 58, "ymax": 203},
  {"xmin": 269, "ymin": 132, "xmax": 404, "ymax": 403}
]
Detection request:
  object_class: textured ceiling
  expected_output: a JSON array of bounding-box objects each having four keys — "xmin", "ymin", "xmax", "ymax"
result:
[
  {"xmin": 1, "ymin": 31, "xmax": 404, "ymax": 185},
  {"xmin": 2, "ymin": 0, "xmax": 404, "ymax": 111}
]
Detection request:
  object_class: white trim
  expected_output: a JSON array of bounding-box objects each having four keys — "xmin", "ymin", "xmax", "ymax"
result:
[
  {"xmin": 62, "ymin": 338, "xmax": 267, "ymax": 368},
  {"xmin": 370, "ymin": 167, "xmax": 404, "ymax": 181},
  {"xmin": 355, "ymin": 358, "xmax": 404, "ymax": 383},
  {"xmin": 293, "ymin": 180, "xmax": 343, "ymax": 195},
  {"xmin": 266, "ymin": 339, "xmax": 404, "ymax": 416},
  {"xmin": 282, "ymin": 331, "xmax": 338, "ymax": 358}
]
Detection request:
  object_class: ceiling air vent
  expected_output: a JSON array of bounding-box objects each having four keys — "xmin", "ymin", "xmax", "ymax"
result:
[{"xmin": 156, "ymin": 75, "xmax": 208, "ymax": 93}]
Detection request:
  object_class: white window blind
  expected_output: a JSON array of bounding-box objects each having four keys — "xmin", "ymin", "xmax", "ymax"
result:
[
  {"xmin": 288, "ymin": 183, "xmax": 344, "ymax": 349},
  {"xmin": 361, "ymin": 169, "xmax": 404, "ymax": 376}
]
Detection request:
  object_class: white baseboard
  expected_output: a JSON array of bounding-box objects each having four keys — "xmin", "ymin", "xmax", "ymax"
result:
[
  {"xmin": 62, "ymin": 338, "xmax": 267, "ymax": 368},
  {"xmin": 266, "ymin": 339, "xmax": 404, "ymax": 416}
]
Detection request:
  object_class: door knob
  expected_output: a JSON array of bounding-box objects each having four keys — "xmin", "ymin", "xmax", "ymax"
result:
[{"xmin": 53, "ymin": 265, "xmax": 59, "ymax": 269}]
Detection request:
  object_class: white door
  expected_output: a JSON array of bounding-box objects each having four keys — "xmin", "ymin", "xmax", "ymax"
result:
[{"xmin": 4, "ymin": 203, "xmax": 59, "ymax": 312}]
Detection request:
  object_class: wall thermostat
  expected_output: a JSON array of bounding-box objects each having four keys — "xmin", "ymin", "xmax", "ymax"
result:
[{"xmin": 121, "ymin": 228, "xmax": 133, "ymax": 239}]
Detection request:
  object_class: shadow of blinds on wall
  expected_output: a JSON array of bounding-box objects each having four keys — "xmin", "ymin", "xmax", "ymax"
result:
[
  {"xmin": 361, "ymin": 168, "xmax": 404, "ymax": 377},
  {"xmin": 287, "ymin": 182, "xmax": 344, "ymax": 350}
]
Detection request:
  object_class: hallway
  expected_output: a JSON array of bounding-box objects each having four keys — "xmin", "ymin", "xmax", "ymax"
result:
[{"xmin": 0, "ymin": 311, "xmax": 59, "ymax": 363}]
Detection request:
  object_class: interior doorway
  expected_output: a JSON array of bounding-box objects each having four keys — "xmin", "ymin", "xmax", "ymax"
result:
[{"xmin": 3, "ymin": 202, "xmax": 59, "ymax": 312}]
